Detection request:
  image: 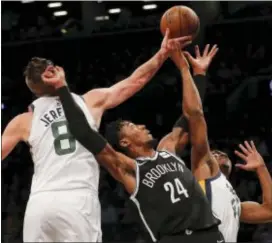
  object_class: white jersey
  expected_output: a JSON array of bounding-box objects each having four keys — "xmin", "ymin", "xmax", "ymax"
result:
[
  {"xmin": 199, "ymin": 173, "xmax": 241, "ymax": 242},
  {"xmin": 28, "ymin": 94, "xmax": 100, "ymax": 195}
]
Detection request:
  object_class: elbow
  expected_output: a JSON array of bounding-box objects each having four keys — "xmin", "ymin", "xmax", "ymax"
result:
[
  {"xmin": 264, "ymin": 202, "xmax": 272, "ymax": 215},
  {"xmin": 260, "ymin": 202, "xmax": 272, "ymax": 221},
  {"xmin": 183, "ymin": 107, "xmax": 204, "ymax": 119},
  {"xmin": 182, "ymin": 99, "xmax": 203, "ymax": 118}
]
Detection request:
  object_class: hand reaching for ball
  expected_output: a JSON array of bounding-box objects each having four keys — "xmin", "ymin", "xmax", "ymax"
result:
[
  {"xmin": 160, "ymin": 28, "xmax": 192, "ymax": 56},
  {"xmin": 42, "ymin": 66, "xmax": 67, "ymax": 89},
  {"xmin": 184, "ymin": 44, "xmax": 219, "ymax": 75}
]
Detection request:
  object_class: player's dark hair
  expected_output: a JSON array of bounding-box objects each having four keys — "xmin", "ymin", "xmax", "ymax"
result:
[
  {"xmin": 211, "ymin": 150, "xmax": 229, "ymax": 158},
  {"xmin": 24, "ymin": 57, "xmax": 54, "ymax": 84},
  {"xmin": 104, "ymin": 119, "xmax": 127, "ymax": 152}
]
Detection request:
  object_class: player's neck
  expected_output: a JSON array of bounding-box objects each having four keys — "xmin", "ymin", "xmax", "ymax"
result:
[{"xmin": 130, "ymin": 146, "xmax": 156, "ymax": 159}]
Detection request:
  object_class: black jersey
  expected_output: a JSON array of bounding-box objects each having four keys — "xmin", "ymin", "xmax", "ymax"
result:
[{"xmin": 130, "ymin": 150, "xmax": 220, "ymax": 242}]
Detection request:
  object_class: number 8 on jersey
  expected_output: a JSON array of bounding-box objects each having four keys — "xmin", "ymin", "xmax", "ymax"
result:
[{"xmin": 51, "ymin": 120, "xmax": 76, "ymax": 156}]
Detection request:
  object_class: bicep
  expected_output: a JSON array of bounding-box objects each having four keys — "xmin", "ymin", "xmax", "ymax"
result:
[
  {"xmin": 157, "ymin": 132, "xmax": 177, "ymax": 154},
  {"xmin": 240, "ymin": 201, "xmax": 272, "ymax": 224},
  {"xmin": 157, "ymin": 128, "xmax": 189, "ymax": 155},
  {"xmin": 1, "ymin": 117, "xmax": 22, "ymax": 160}
]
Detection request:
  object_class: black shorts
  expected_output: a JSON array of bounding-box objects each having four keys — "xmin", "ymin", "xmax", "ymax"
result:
[{"xmin": 159, "ymin": 226, "xmax": 225, "ymax": 243}]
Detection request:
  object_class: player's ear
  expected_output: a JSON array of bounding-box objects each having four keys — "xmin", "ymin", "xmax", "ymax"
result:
[{"xmin": 119, "ymin": 138, "xmax": 130, "ymax": 149}]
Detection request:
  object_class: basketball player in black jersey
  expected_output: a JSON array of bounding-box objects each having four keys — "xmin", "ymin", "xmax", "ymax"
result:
[{"xmin": 41, "ymin": 46, "xmax": 224, "ymax": 242}]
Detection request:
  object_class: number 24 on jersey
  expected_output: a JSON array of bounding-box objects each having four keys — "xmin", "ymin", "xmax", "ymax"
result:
[{"xmin": 164, "ymin": 178, "xmax": 189, "ymax": 204}]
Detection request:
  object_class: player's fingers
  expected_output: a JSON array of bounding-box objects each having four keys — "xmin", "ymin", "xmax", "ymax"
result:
[
  {"xmin": 42, "ymin": 76, "xmax": 55, "ymax": 84},
  {"xmin": 238, "ymin": 144, "xmax": 249, "ymax": 155},
  {"xmin": 174, "ymin": 35, "xmax": 192, "ymax": 43},
  {"xmin": 55, "ymin": 66, "xmax": 64, "ymax": 76},
  {"xmin": 210, "ymin": 45, "xmax": 218, "ymax": 57},
  {"xmin": 180, "ymin": 40, "xmax": 192, "ymax": 49},
  {"xmin": 210, "ymin": 48, "xmax": 219, "ymax": 59},
  {"xmin": 234, "ymin": 150, "xmax": 247, "ymax": 161},
  {"xmin": 42, "ymin": 70, "xmax": 54, "ymax": 80},
  {"xmin": 183, "ymin": 51, "xmax": 195, "ymax": 63},
  {"xmin": 164, "ymin": 28, "xmax": 170, "ymax": 41},
  {"xmin": 250, "ymin": 140, "xmax": 257, "ymax": 151},
  {"xmin": 203, "ymin": 44, "xmax": 210, "ymax": 56},
  {"xmin": 209, "ymin": 44, "xmax": 217, "ymax": 55},
  {"xmin": 45, "ymin": 65, "xmax": 54, "ymax": 71},
  {"xmin": 235, "ymin": 163, "xmax": 246, "ymax": 170},
  {"xmin": 59, "ymin": 66, "xmax": 65, "ymax": 76},
  {"xmin": 244, "ymin": 141, "xmax": 253, "ymax": 153},
  {"xmin": 175, "ymin": 42, "xmax": 181, "ymax": 51},
  {"xmin": 195, "ymin": 45, "xmax": 200, "ymax": 58}
]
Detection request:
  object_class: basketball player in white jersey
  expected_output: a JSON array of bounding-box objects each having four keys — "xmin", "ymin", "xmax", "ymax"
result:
[
  {"xmin": 1, "ymin": 30, "xmax": 192, "ymax": 242},
  {"xmin": 157, "ymin": 46, "xmax": 272, "ymax": 242}
]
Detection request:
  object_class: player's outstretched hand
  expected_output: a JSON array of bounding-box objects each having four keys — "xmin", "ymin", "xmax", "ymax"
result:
[
  {"xmin": 42, "ymin": 66, "xmax": 67, "ymax": 89},
  {"xmin": 234, "ymin": 140, "xmax": 265, "ymax": 171},
  {"xmin": 184, "ymin": 44, "xmax": 219, "ymax": 75},
  {"xmin": 160, "ymin": 28, "xmax": 192, "ymax": 56}
]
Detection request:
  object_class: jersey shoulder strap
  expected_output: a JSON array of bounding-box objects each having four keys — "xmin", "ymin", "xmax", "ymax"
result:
[
  {"xmin": 158, "ymin": 150, "xmax": 186, "ymax": 166},
  {"xmin": 198, "ymin": 172, "xmax": 222, "ymax": 202}
]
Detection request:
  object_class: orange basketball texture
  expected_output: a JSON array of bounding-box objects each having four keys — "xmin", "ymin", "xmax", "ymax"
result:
[{"xmin": 160, "ymin": 6, "xmax": 200, "ymax": 39}]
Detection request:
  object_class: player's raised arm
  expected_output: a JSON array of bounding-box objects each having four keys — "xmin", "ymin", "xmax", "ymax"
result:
[
  {"xmin": 234, "ymin": 141, "xmax": 272, "ymax": 223},
  {"xmin": 42, "ymin": 67, "xmax": 137, "ymax": 192},
  {"xmin": 82, "ymin": 30, "xmax": 192, "ymax": 127},
  {"xmin": 178, "ymin": 48, "xmax": 219, "ymax": 179},
  {"xmin": 157, "ymin": 45, "xmax": 218, "ymax": 155}
]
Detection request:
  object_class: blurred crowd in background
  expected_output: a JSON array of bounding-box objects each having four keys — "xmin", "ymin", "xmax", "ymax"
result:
[{"xmin": 1, "ymin": 1, "xmax": 272, "ymax": 243}]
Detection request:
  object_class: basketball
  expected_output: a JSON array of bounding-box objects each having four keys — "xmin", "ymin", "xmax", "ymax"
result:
[{"xmin": 160, "ymin": 6, "xmax": 200, "ymax": 39}]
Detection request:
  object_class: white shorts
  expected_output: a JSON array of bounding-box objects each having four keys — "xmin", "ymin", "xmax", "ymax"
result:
[{"xmin": 23, "ymin": 189, "xmax": 102, "ymax": 242}]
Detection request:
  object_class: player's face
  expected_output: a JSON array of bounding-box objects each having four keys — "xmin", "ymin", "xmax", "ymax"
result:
[
  {"xmin": 25, "ymin": 78, "xmax": 55, "ymax": 97},
  {"xmin": 211, "ymin": 150, "xmax": 232, "ymax": 178},
  {"xmin": 119, "ymin": 121, "xmax": 153, "ymax": 148}
]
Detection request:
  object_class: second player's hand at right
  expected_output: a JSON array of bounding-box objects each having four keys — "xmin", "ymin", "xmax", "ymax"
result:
[
  {"xmin": 184, "ymin": 44, "xmax": 218, "ymax": 76},
  {"xmin": 234, "ymin": 140, "xmax": 265, "ymax": 171},
  {"xmin": 42, "ymin": 66, "xmax": 67, "ymax": 89}
]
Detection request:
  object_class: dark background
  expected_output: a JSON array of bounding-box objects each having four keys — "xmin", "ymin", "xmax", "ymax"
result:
[{"xmin": 1, "ymin": 1, "xmax": 272, "ymax": 242}]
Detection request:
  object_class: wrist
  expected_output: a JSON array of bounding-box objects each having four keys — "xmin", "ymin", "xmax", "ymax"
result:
[
  {"xmin": 158, "ymin": 48, "xmax": 169, "ymax": 60},
  {"xmin": 55, "ymin": 81, "xmax": 67, "ymax": 89},
  {"xmin": 56, "ymin": 85, "xmax": 69, "ymax": 94},
  {"xmin": 256, "ymin": 163, "xmax": 266, "ymax": 171},
  {"xmin": 180, "ymin": 66, "xmax": 190, "ymax": 74},
  {"xmin": 193, "ymin": 70, "xmax": 206, "ymax": 76}
]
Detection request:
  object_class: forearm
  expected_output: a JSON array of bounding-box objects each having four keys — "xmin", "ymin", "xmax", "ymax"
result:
[
  {"xmin": 57, "ymin": 86, "xmax": 107, "ymax": 155},
  {"xmin": 174, "ymin": 74, "xmax": 207, "ymax": 132},
  {"xmin": 98, "ymin": 49, "xmax": 168, "ymax": 110},
  {"xmin": 256, "ymin": 164, "xmax": 272, "ymax": 206},
  {"xmin": 181, "ymin": 68, "xmax": 203, "ymax": 117},
  {"xmin": 130, "ymin": 49, "xmax": 168, "ymax": 84}
]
